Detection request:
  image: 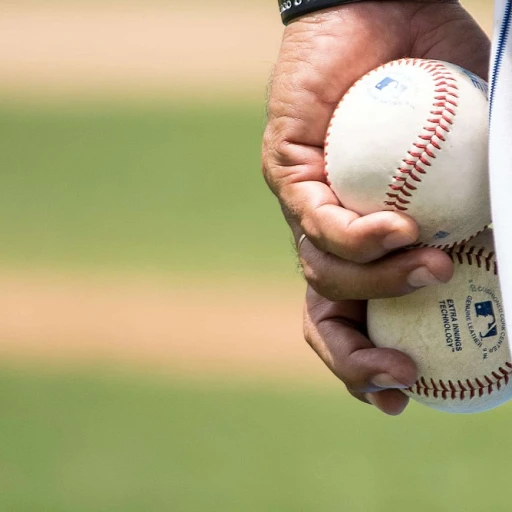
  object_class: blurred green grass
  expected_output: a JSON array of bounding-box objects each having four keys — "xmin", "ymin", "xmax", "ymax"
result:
[
  {"xmin": 0, "ymin": 103, "xmax": 296, "ymax": 280},
  {"xmin": 0, "ymin": 365, "xmax": 511, "ymax": 512}
]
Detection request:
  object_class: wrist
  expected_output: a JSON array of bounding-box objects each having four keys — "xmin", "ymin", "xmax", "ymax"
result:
[
  {"xmin": 279, "ymin": 0, "xmax": 460, "ymax": 26},
  {"xmin": 279, "ymin": 0, "xmax": 364, "ymax": 25}
]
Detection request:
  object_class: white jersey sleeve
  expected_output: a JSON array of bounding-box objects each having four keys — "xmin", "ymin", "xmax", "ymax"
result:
[{"xmin": 489, "ymin": 0, "xmax": 512, "ymax": 336}]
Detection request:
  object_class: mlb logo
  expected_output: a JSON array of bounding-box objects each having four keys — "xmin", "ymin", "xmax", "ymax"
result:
[
  {"xmin": 433, "ymin": 230, "xmax": 450, "ymax": 240},
  {"xmin": 375, "ymin": 77, "xmax": 408, "ymax": 98},
  {"xmin": 475, "ymin": 301, "xmax": 498, "ymax": 338}
]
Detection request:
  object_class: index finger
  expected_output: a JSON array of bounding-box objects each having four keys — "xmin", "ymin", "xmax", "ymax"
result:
[{"xmin": 263, "ymin": 140, "xmax": 419, "ymax": 263}]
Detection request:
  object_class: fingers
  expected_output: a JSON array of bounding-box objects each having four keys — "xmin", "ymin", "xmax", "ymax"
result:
[
  {"xmin": 263, "ymin": 143, "xmax": 420, "ymax": 264},
  {"xmin": 303, "ymin": 287, "xmax": 418, "ymax": 415},
  {"xmin": 263, "ymin": 2, "xmax": 490, "ymax": 273},
  {"xmin": 350, "ymin": 389, "xmax": 410, "ymax": 416},
  {"xmin": 300, "ymin": 239, "xmax": 454, "ymax": 301},
  {"xmin": 286, "ymin": 181, "xmax": 420, "ymax": 263},
  {"xmin": 262, "ymin": 6, "xmax": 413, "ymax": 262}
]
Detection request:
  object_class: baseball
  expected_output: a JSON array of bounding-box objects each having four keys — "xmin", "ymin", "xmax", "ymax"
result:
[
  {"xmin": 325, "ymin": 58, "xmax": 491, "ymax": 248},
  {"xmin": 367, "ymin": 229, "xmax": 512, "ymax": 414}
]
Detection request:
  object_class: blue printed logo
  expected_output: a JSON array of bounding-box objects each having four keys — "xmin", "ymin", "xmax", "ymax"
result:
[
  {"xmin": 466, "ymin": 283, "xmax": 506, "ymax": 359},
  {"xmin": 475, "ymin": 301, "xmax": 498, "ymax": 339},
  {"xmin": 433, "ymin": 230, "xmax": 450, "ymax": 240},
  {"xmin": 375, "ymin": 77, "xmax": 408, "ymax": 98}
]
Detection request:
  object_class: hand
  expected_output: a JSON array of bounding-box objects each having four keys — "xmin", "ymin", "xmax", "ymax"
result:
[
  {"xmin": 262, "ymin": 1, "xmax": 490, "ymax": 414},
  {"xmin": 300, "ymin": 238, "xmax": 454, "ymax": 415}
]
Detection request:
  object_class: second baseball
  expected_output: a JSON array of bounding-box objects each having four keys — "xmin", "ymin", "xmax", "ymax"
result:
[{"xmin": 367, "ymin": 230, "xmax": 511, "ymax": 414}]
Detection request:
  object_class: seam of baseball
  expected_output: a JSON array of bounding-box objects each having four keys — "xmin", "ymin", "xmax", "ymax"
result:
[
  {"xmin": 409, "ymin": 363, "xmax": 512, "ymax": 401},
  {"xmin": 445, "ymin": 237, "xmax": 498, "ymax": 276},
  {"xmin": 324, "ymin": 58, "xmax": 459, "ymax": 191},
  {"xmin": 409, "ymin": 237, "xmax": 507, "ymax": 401},
  {"xmin": 383, "ymin": 59, "xmax": 458, "ymax": 212},
  {"xmin": 411, "ymin": 225, "xmax": 490, "ymax": 251}
]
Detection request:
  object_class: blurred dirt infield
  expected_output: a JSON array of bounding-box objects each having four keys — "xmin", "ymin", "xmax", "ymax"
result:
[
  {"xmin": 0, "ymin": 1, "xmax": 494, "ymax": 381},
  {"xmin": 0, "ymin": 2, "xmax": 282, "ymax": 102},
  {"xmin": 0, "ymin": 271, "xmax": 324, "ymax": 382},
  {"xmin": 0, "ymin": 1, "xmax": 491, "ymax": 101}
]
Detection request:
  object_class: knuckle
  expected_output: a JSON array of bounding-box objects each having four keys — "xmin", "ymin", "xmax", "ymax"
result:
[
  {"xmin": 302, "ymin": 317, "xmax": 314, "ymax": 347},
  {"xmin": 301, "ymin": 255, "xmax": 344, "ymax": 301},
  {"xmin": 262, "ymin": 120, "xmax": 294, "ymax": 163},
  {"xmin": 261, "ymin": 123, "xmax": 297, "ymax": 194},
  {"xmin": 301, "ymin": 258, "xmax": 323, "ymax": 290}
]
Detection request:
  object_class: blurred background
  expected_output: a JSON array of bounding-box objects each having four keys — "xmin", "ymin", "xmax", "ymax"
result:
[{"xmin": 0, "ymin": 2, "xmax": 507, "ymax": 511}]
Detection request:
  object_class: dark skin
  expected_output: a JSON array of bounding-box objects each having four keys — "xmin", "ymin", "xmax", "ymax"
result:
[{"xmin": 262, "ymin": 0, "xmax": 490, "ymax": 414}]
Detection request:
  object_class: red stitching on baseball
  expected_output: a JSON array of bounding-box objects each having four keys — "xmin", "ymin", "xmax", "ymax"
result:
[
  {"xmin": 409, "ymin": 365, "xmax": 512, "ymax": 401},
  {"xmin": 444, "ymin": 237, "xmax": 497, "ymax": 274},
  {"xmin": 324, "ymin": 59, "xmax": 461, "ymax": 211}
]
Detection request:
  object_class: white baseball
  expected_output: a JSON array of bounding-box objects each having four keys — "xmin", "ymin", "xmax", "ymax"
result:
[
  {"xmin": 367, "ymin": 230, "xmax": 512, "ymax": 414},
  {"xmin": 325, "ymin": 58, "xmax": 490, "ymax": 248}
]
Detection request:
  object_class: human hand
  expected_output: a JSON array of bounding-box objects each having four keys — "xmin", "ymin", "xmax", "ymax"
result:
[
  {"xmin": 262, "ymin": 1, "xmax": 490, "ymax": 414},
  {"xmin": 300, "ymin": 240, "xmax": 455, "ymax": 415}
]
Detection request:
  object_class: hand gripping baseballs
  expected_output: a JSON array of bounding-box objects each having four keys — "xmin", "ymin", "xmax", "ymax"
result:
[
  {"xmin": 325, "ymin": 58, "xmax": 491, "ymax": 247},
  {"xmin": 368, "ymin": 229, "xmax": 511, "ymax": 414}
]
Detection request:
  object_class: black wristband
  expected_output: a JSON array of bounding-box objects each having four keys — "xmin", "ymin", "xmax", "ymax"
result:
[{"xmin": 279, "ymin": 0, "xmax": 364, "ymax": 25}]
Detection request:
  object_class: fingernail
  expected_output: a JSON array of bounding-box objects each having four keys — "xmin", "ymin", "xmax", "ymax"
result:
[
  {"xmin": 407, "ymin": 266, "xmax": 443, "ymax": 288},
  {"xmin": 382, "ymin": 231, "xmax": 416, "ymax": 250},
  {"xmin": 372, "ymin": 373, "xmax": 410, "ymax": 389}
]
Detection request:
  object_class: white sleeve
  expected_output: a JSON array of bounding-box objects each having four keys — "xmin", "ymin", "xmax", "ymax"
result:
[{"xmin": 489, "ymin": 0, "xmax": 512, "ymax": 331}]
